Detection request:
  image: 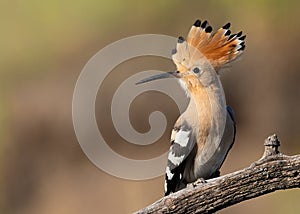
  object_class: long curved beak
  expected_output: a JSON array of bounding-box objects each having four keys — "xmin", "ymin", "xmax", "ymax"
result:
[{"xmin": 136, "ymin": 71, "xmax": 178, "ymax": 85}]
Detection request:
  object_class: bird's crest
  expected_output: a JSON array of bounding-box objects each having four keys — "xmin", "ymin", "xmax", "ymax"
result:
[{"xmin": 172, "ymin": 19, "xmax": 246, "ymax": 72}]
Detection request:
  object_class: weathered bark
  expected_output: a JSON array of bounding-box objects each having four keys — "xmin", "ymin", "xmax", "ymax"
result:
[{"xmin": 135, "ymin": 134, "xmax": 300, "ymax": 214}]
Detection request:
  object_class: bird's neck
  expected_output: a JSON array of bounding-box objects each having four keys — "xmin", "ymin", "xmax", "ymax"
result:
[{"xmin": 183, "ymin": 78, "xmax": 227, "ymax": 155}]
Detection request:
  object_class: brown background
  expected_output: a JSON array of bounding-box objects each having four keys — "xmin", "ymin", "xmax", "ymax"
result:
[{"xmin": 1, "ymin": 1, "xmax": 300, "ymax": 213}]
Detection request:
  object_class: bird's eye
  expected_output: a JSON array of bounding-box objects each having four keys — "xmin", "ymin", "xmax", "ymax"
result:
[{"xmin": 193, "ymin": 67, "xmax": 200, "ymax": 73}]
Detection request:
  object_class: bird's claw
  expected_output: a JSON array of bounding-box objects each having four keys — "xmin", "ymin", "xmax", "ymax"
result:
[{"xmin": 188, "ymin": 178, "xmax": 207, "ymax": 188}]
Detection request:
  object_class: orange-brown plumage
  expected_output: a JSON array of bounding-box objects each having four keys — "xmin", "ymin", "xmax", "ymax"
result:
[{"xmin": 174, "ymin": 19, "xmax": 246, "ymax": 72}]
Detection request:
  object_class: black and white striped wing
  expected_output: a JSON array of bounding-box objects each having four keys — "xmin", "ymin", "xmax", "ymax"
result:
[{"xmin": 164, "ymin": 122, "xmax": 196, "ymax": 196}]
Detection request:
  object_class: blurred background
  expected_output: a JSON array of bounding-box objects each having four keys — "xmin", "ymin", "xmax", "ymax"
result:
[{"xmin": 1, "ymin": 0, "xmax": 300, "ymax": 213}]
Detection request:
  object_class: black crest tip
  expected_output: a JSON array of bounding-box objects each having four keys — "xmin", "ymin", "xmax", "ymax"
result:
[
  {"xmin": 222, "ymin": 22, "xmax": 231, "ymax": 29},
  {"xmin": 228, "ymin": 33, "xmax": 236, "ymax": 40},
  {"xmin": 239, "ymin": 35, "xmax": 246, "ymax": 40},
  {"xmin": 237, "ymin": 31, "xmax": 243, "ymax": 37},
  {"xmin": 225, "ymin": 29, "xmax": 231, "ymax": 36},
  {"xmin": 205, "ymin": 26, "xmax": 213, "ymax": 33},
  {"xmin": 200, "ymin": 20, "xmax": 208, "ymax": 28},
  {"xmin": 178, "ymin": 36, "xmax": 184, "ymax": 43},
  {"xmin": 193, "ymin": 19, "xmax": 201, "ymax": 27},
  {"xmin": 237, "ymin": 44, "xmax": 246, "ymax": 51}
]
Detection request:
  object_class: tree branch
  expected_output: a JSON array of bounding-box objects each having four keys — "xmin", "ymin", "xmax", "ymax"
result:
[{"xmin": 134, "ymin": 134, "xmax": 300, "ymax": 214}]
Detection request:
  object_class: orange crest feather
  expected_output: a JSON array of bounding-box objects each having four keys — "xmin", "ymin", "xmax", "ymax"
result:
[{"xmin": 172, "ymin": 19, "xmax": 246, "ymax": 71}]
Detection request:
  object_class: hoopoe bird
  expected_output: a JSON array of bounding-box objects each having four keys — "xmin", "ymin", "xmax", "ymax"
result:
[{"xmin": 137, "ymin": 19, "xmax": 245, "ymax": 195}]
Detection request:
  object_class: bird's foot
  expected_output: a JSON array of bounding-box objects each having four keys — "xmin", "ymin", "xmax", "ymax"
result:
[{"xmin": 188, "ymin": 178, "xmax": 207, "ymax": 188}]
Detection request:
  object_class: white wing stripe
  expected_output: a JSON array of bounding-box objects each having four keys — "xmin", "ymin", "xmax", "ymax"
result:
[
  {"xmin": 166, "ymin": 166, "xmax": 173, "ymax": 179},
  {"xmin": 164, "ymin": 181, "xmax": 168, "ymax": 192},
  {"xmin": 168, "ymin": 151, "xmax": 185, "ymax": 166},
  {"xmin": 174, "ymin": 130, "xmax": 190, "ymax": 147}
]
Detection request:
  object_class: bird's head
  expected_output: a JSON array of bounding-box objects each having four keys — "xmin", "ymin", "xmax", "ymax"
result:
[{"xmin": 137, "ymin": 19, "xmax": 246, "ymax": 94}]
